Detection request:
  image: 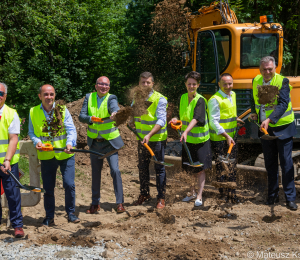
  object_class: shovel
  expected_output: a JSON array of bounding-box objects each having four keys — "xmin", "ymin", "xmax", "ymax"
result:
[
  {"xmin": 170, "ymin": 120, "xmax": 203, "ymax": 167},
  {"xmin": 0, "ymin": 163, "xmax": 45, "ymax": 193},
  {"xmin": 41, "ymin": 143, "xmax": 119, "ymax": 160},
  {"xmin": 248, "ymin": 118, "xmax": 279, "ymax": 140},
  {"xmin": 127, "ymin": 124, "xmax": 174, "ymax": 167},
  {"xmin": 218, "ymin": 120, "xmax": 245, "ymax": 165}
]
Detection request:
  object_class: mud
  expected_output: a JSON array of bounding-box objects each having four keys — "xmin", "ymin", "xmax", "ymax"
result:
[
  {"xmin": 129, "ymin": 85, "xmax": 153, "ymax": 117},
  {"xmin": 257, "ymin": 84, "xmax": 279, "ymax": 105},
  {"xmin": 113, "ymin": 106, "xmax": 133, "ymax": 127},
  {"xmin": 42, "ymin": 100, "xmax": 66, "ymax": 138}
]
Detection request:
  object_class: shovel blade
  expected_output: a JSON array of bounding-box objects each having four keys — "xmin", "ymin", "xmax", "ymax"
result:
[
  {"xmin": 150, "ymin": 158, "xmax": 174, "ymax": 167},
  {"xmin": 183, "ymin": 161, "xmax": 203, "ymax": 167}
]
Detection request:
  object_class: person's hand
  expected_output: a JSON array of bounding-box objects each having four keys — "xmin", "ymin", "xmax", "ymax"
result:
[
  {"xmin": 237, "ymin": 118, "xmax": 245, "ymax": 127},
  {"xmin": 168, "ymin": 118, "xmax": 178, "ymax": 125},
  {"xmin": 64, "ymin": 144, "xmax": 74, "ymax": 154},
  {"xmin": 110, "ymin": 111, "xmax": 117, "ymax": 120},
  {"xmin": 1, "ymin": 160, "xmax": 11, "ymax": 174},
  {"xmin": 142, "ymin": 134, "xmax": 150, "ymax": 145},
  {"xmin": 260, "ymin": 118, "xmax": 271, "ymax": 132},
  {"xmin": 180, "ymin": 131, "xmax": 188, "ymax": 143},
  {"xmin": 36, "ymin": 142, "xmax": 43, "ymax": 151},
  {"xmin": 226, "ymin": 136, "xmax": 235, "ymax": 146},
  {"xmin": 249, "ymin": 113, "xmax": 258, "ymax": 121}
]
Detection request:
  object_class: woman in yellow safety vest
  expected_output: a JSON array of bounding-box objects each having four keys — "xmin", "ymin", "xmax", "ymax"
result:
[{"xmin": 170, "ymin": 71, "xmax": 212, "ymax": 207}]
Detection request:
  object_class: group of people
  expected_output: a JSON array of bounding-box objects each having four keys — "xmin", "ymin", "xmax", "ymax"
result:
[{"xmin": 0, "ymin": 55, "xmax": 297, "ymax": 238}]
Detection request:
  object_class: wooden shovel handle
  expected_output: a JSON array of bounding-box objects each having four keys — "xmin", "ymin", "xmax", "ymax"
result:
[{"xmin": 143, "ymin": 143, "xmax": 155, "ymax": 157}]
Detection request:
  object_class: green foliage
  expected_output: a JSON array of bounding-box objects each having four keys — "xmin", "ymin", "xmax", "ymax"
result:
[
  {"xmin": 19, "ymin": 155, "xmax": 43, "ymax": 185},
  {"xmin": 0, "ymin": 0, "xmax": 132, "ymax": 118}
]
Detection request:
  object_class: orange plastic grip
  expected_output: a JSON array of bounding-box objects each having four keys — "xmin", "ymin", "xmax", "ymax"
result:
[
  {"xmin": 91, "ymin": 116, "xmax": 104, "ymax": 123},
  {"xmin": 261, "ymin": 128, "xmax": 268, "ymax": 135},
  {"xmin": 228, "ymin": 143, "xmax": 234, "ymax": 154},
  {"xmin": 170, "ymin": 120, "xmax": 182, "ymax": 130},
  {"xmin": 41, "ymin": 143, "xmax": 54, "ymax": 151},
  {"xmin": 143, "ymin": 143, "xmax": 155, "ymax": 157}
]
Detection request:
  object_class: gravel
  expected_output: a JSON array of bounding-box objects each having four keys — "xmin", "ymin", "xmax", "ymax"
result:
[{"xmin": 0, "ymin": 240, "xmax": 134, "ymax": 260}]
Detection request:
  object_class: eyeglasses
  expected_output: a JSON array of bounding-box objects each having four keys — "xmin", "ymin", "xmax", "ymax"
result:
[
  {"xmin": 0, "ymin": 91, "xmax": 6, "ymax": 97},
  {"xmin": 96, "ymin": 82, "xmax": 110, "ymax": 87}
]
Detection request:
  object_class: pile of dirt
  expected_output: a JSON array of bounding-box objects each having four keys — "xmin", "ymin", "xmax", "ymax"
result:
[
  {"xmin": 257, "ymin": 84, "xmax": 279, "ymax": 105},
  {"xmin": 42, "ymin": 100, "xmax": 66, "ymax": 138},
  {"xmin": 65, "ymin": 96, "xmax": 139, "ymax": 169}
]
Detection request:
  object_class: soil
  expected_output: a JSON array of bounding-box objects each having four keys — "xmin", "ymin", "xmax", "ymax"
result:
[
  {"xmin": 257, "ymin": 84, "xmax": 279, "ymax": 106},
  {"xmin": 4, "ymin": 96, "xmax": 300, "ymax": 259},
  {"xmin": 129, "ymin": 85, "xmax": 153, "ymax": 118},
  {"xmin": 42, "ymin": 100, "xmax": 66, "ymax": 138}
]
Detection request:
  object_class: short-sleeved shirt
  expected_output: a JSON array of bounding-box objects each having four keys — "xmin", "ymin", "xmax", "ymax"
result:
[{"xmin": 0, "ymin": 104, "xmax": 20, "ymax": 134}]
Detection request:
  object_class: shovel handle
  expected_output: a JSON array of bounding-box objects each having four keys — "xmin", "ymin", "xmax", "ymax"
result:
[
  {"xmin": 143, "ymin": 143, "xmax": 155, "ymax": 157},
  {"xmin": 41, "ymin": 143, "xmax": 54, "ymax": 151},
  {"xmin": 228, "ymin": 142, "xmax": 234, "ymax": 154},
  {"xmin": 91, "ymin": 116, "xmax": 104, "ymax": 123},
  {"xmin": 261, "ymin": 128, "xmax": 268, "ymax": 135},
  {"xmin": 170, "ymin": 120, "xmax": 182, "ymax": 130}
]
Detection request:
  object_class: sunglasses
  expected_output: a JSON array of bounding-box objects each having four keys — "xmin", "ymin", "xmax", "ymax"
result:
[{"xmin": 0, "ymin": 91, "xmax": 6, "ymax": 97}]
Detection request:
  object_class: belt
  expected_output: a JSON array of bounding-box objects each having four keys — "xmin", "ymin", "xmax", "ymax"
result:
[{"xmin": 94, "ymin": 138, "xmax": 105, "ymax": 142}]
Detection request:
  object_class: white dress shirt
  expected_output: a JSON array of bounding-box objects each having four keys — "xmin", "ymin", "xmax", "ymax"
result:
[{"xmin": 208, "ymin": 89, "xmax": 233, "ymax": 135}]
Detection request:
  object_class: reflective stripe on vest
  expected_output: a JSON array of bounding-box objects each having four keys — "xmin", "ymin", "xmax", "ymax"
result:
[
  {"xmin": 30, "ymin": 104, "xmax": 74, "ymax": 161},
  {"xmin": 208, "ymin": 91, "xmax": 237, "ymax": 141},
  {"xmin": 0, "ymin": 105, "xmax": 20, "ymax": 164},
  {"xmin": 134, "ymin": 91, "xmax": 168, "ymax": 142},
  {"xmin": 179, "ymin": 93, "xmax": 210, "ymax": 144},
  {"xmin": 253, "ymin": 73, "xmax": 294, "ymax": 127},
  {"xmin": 87, "ymin": 92, "xmax": 121, "ymax": 141}
]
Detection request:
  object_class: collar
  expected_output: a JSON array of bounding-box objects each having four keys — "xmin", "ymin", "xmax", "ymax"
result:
[
  {"xmin": 147, "ymin": 89, "xmax": 154, "ymax": 99},
  {"xmin": 0, "ymin": 104, "xmax": 5, "ymax": 113},
  {"xmin": 218, "ymin": 89, "xmax": 232, "ymax": 98},
  {"xmin": 97, "ymin": 93, "xmax": 108, "ymax": 100},
  {"xmin": 40, "ymin": 102, "xmax": 55, "ymax": 113}
]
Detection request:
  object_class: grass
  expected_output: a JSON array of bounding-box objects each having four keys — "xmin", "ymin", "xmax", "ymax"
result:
[{"xmin": 19, "ymin": 155, "xmax": 43, "ymax": 185}]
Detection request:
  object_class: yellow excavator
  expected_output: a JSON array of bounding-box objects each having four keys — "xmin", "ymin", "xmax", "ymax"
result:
[{"xmin": 182, "ymin": 1, "xmax": 300, "ymax": 187}]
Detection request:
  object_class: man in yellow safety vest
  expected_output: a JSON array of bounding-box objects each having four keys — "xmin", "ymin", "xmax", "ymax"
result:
[
  {"xmin": 130, "ymin": 72, "xmax": 168, "ymax": 209},
  {"xmin": 79, "ymin": 76, "xmax": 126, "ymax": 214},
  {"xmin": 0, "ymin": 82, "xmax": 24, "ymax": 238},
  {"xmin": 29, "ymin": 84, "xmax": 79, "ymax": 226},
  {"xmin": 249, "ymin": 56, "xmax": 297, "ymax": 211}
]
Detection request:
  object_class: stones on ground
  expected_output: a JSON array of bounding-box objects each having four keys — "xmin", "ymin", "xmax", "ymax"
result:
[
  {"xmin": 105, "ymin": 241, "xmax": 119, "ymax": 249},
  {"xmin": 51, "ymin": 235, "xmax": 59, "ymax": 242},
  {"xmin": 233, "ymin": 237, "xmax": 244, "ymax": 242}
]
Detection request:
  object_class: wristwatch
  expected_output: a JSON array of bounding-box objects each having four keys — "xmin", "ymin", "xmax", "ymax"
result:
[{"xmin": 4, "ymin": 159, "xmax": 10, "ymax": 162}]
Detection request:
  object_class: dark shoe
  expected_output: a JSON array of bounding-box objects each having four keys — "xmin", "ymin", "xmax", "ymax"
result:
[
  {"xmin": 42, "ymin": 217, "xmax": 54, "ymax": 227},
  {"xmin": 265, "ymin": 196, "xmax": 279, "ymax": 205},
  {"xmin": 231, "ymin": 195, "xmax": 240, "ymax": 204},
  {"xmin": 86, "ymin": 204, "xmax": 100, "ymax": 214},
  {"xmin": 133, "ymin": 194, "xmax": 151, "ymax": 206},
  {"xmin": 68, "ymin": 213, "xmax": 80, "ymax": 223},
  {"xmin": 156, "ymin": 199, "xmax": 165, "ymax": 209},
  {"xmin": 116, "ymin": 203, "xmax": 126, "ymax": 213},
  {"xmin": 14, "ymin": 227, "xmax": 24, "ymax": 238},
  {"xmin": 287, "ymin": 201, "xmax": 298, "ymax": 211}
]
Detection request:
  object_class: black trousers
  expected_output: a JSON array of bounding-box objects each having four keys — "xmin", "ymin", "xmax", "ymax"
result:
[
  {"xmin": 138, "ymin": 141, "xmax": 166, "ymax": 199},
  {"xmin": 261, "ymin": 137, "xmax": 296, "ymax": 202}
]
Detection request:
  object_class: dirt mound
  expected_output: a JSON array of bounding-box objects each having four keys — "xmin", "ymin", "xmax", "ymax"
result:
[{"xmin": 65, "ymin": 96, "xmax": 139, "ymax": 168}]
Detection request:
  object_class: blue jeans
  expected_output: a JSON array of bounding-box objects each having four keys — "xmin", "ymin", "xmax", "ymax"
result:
[
  {"xmin": 41, "ymin": 156, "xmax": 76, "ymax": 218},
  {"xmin": 0, "ymin": 163, "xmax": 23, "ymax": 228}
]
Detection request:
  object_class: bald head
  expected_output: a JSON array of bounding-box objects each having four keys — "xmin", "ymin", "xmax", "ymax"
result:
[
  {"xmin": 95, "ymin": 76, "xmax": 110, "ymax": 97},
  {"xmin": 38, "ymin": 84, "xmax": 56, "ymax": 111},
  {"xmin": 39, "ymin": 84, "xmax": 55, "ymax": 94}
]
